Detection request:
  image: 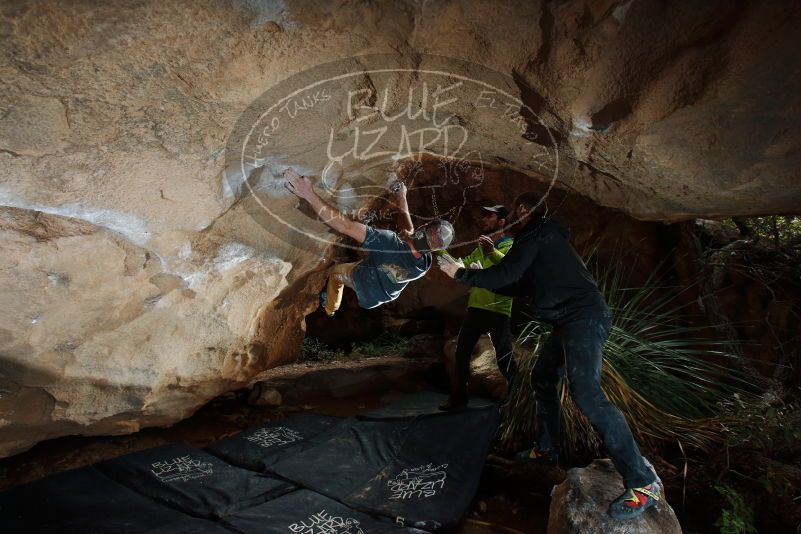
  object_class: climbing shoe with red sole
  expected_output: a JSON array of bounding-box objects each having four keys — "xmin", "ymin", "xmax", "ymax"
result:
[{"xmin": 608, "ymin": 483, "xmax": 659, "ymax": 520}]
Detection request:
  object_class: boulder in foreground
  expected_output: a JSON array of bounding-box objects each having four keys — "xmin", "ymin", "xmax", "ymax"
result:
[{"xmin": 548, "ymin": 458, "xmax": 681, "ymax": 534}]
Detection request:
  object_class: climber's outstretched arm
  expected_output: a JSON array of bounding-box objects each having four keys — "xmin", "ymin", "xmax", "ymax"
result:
[
  {"xmin": 394, "ymin": 181, "xmax": 414, "ymax": 238},
  {"xmin": 284, "ymin": 168, "xmax": 367, "ymax": 244}
]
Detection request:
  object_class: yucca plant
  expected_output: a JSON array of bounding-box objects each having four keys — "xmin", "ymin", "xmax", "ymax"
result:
[{"xmin": 499, "ymin": 250, "xmax": 760, "ymax": 457}]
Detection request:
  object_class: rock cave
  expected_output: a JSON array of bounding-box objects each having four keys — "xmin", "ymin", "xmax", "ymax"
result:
[{"xmin": 0, "ymin": 1, "xmax": 800, "ymax": 533}]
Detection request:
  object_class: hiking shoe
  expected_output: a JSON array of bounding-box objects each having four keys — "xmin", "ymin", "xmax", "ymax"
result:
[
  {"xmin": 438, "ymin": 391, "xmax": 468, "ymax": 411},
  {"xmin": 608, "ymin": 483, "xmax": 659, "ymax": 520},
  {"xmin": 514, "ymin": 447, "xmax": 559, "ymax": 466}
]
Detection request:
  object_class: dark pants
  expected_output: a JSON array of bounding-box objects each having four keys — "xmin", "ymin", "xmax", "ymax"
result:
[
  {"xmin": 533, "ymin": 317, "xmax": 655, "ymax": 488},
  {"xmin": 453, "ymin": 307, "xmax": 518, "ymax": 393}
]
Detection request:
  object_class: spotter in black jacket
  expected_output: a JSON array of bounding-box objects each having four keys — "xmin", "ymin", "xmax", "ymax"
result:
[{"xmin": 454, "ymin": 217, "xmax": 609, "ymax": 326}]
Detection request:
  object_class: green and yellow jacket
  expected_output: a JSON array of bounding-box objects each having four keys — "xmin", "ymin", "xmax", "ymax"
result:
[{"xmin": 456, "ymin": 236, "xmax": 514, "ymax": 316}]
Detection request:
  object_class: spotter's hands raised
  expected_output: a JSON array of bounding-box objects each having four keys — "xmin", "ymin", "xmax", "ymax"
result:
[
  {"xmin": 437, "ymin": 254, "xmax": 465, "ymax": 279},
  {"xmin": 478, "ymin": 235, "xmax": 495, "ymax": 253}
]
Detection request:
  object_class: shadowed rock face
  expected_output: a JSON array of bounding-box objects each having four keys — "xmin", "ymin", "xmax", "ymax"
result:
[{"xmin": 0, "ymin": 0, "xmax": 799, "ymax": 456}]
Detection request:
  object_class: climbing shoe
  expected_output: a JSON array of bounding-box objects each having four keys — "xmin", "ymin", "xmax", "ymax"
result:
[
  {"xmin": 514, "ymin": 447, "xmax": 559, "ymax": 466},
  {"xmin": 608, "ymin": 483, "xmax": 659, "ymax": 520},
  {"xmin": 438, "ymin": 391, "xmax": 468, "ymax": 411}
]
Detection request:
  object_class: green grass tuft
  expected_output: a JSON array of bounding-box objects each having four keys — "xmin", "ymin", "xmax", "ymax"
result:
[{"xmin": 499, "ymin": 250, "xmax": 761, "ymax": 456}]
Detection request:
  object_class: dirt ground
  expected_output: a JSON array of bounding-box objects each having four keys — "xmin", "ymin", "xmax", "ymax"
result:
[{"xmin": 0, "ymin": 357, "xmax": 549, "ymax": 533}]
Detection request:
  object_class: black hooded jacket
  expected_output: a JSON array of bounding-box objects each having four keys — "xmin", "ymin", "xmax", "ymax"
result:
[{"xmin": 454, "ymin": 217, "xmax": 609, "ymax": 325}]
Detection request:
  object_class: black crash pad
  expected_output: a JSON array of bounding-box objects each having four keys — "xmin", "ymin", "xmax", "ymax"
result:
[
  {"xmin": 2, "ymin": 392, "xmax": 499, "ymax": 532},
  {"xmin": 362, "ymin": 390, "xmax": 497, "ymax": 418},
  {"xmin": 205, "ymin": 412, "xmax": 341, "ymax": 472},
  {"xmin": 267, "ymin": 400, "xmax": 500, "ymax": 530},
  {"xmin": 0, "ymin": 465, "xmax": 231, "ymax": 533},
  {"xmin": 222, "ymin": 489, "xmax": 428, "ymax": 534},
  {"xmin": 97, "ymin": 442, "xmax": 292, "ymax": 518}
]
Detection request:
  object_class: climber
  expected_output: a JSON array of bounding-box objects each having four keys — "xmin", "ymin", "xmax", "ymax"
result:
[
  {"xmin": 284, "ymin": 168, "xmax": 454, "ymax": 316},
  {"xmin": 437, "ymin": 191, "xmax": 659, "ymax": 520},
  {"xmin": 438, "ymin": 204, "xmax": 518, "ymax": 411}
]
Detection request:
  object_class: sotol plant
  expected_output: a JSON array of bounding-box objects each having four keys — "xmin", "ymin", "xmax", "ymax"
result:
[{"xmin": 499, "ymin": 250, "xmax": 759, "ymax": 456}]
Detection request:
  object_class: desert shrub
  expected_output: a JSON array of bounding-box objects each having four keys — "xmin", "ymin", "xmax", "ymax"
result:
[
  {"xmin": 499, "ymin": 252, "xmax": 759, "ymax": 455},
  {"xmin": 298, "ymin": 336, "xmax": 346, "ymax": 363},
  {"xmin": 714, "ymin": 484, "xmax": 757, "ymax": 534},
  {"xmin": 352, "ymin": 332, "xmax": 409, "ymax": 357}
]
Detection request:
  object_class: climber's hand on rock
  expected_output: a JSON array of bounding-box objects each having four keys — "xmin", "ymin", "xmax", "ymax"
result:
[
  {"xmin": 394, "ymin": 181, "xmax": 407, "ymax": 199},
  {"xmin": 284, "ymin": 168, "xmax": 314, "ymax": 200}
]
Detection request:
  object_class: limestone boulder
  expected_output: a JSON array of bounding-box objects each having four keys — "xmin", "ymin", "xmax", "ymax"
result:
[
  {"xmin": 0, "ymin": 207, "xmax": 293, "ymax": 456},
  {"xmin": 548, "ymin": 459, "xmax": 681, "ymax": 534},
  {"xmin": 247, "ymin": 383, "xmax": 282, "ymax": 408},
  {"xmin": 442, "ymin": 335, "xmax": 508, "ymax": 399}
]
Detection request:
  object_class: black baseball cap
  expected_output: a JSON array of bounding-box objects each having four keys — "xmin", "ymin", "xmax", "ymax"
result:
[{"xmin": 481, "ymin": 205, "xmax": 509, "ymax": 219}]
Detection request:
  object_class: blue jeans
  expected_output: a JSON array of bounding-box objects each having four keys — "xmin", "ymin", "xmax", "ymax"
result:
[{"xmin": 532, "ymin": 317, "xmax": 655, "ymax": 488}]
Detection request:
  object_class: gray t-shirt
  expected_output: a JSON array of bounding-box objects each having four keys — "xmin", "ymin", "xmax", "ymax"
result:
[{"xmin": 351, "ymin": 227, "xmax": 431, "ymax": 309}]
